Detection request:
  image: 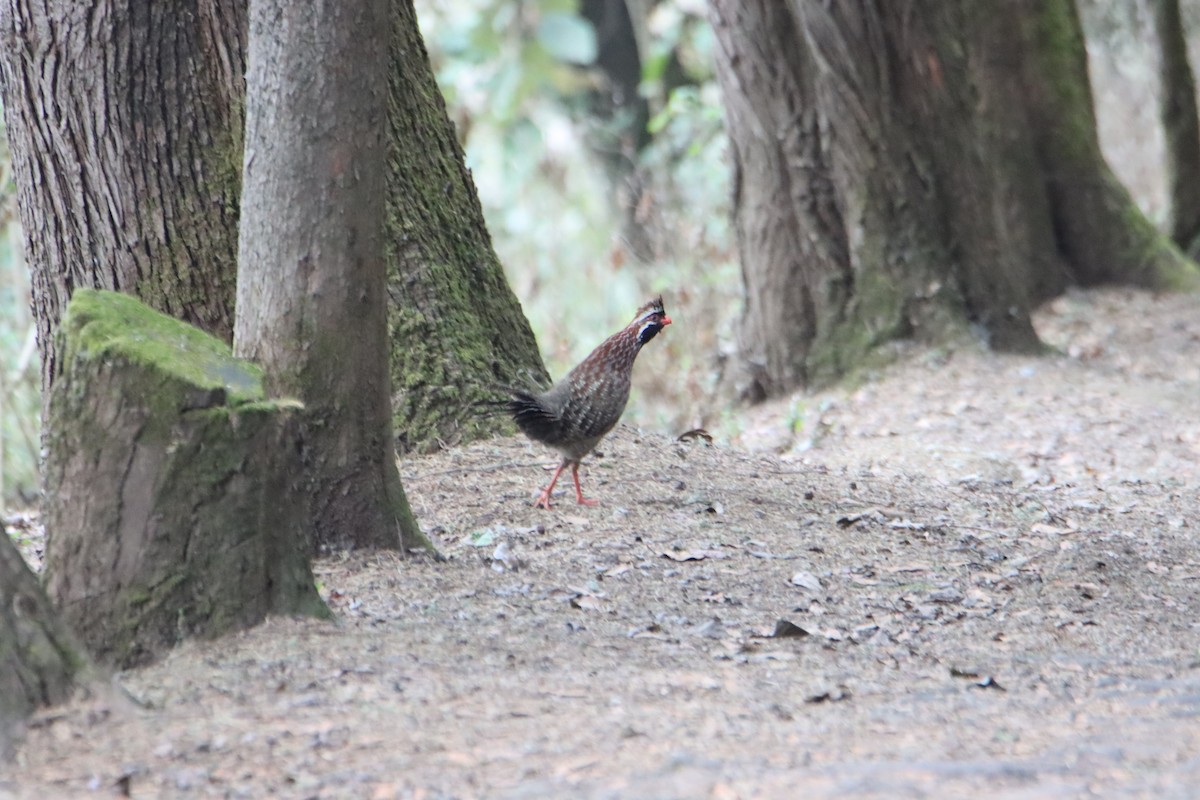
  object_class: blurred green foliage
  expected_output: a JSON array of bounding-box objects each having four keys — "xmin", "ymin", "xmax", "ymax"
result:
[{"xmin": 0, "ymin": 120, "xmax": 39, "ymax": 510}]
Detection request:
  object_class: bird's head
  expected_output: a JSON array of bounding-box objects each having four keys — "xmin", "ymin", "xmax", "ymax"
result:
[{"xmin": 632, "ymin": 296, "xmax": 672, "ymax": 346}]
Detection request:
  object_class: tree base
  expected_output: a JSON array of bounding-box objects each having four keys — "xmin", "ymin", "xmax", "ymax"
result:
[
  {"xmin": 0, "ymin": 533, "xmax": 90, "ymax": 758},
  {"xmin": 44, "ymin": 290, "xmax": 330, "ymax": 669}
]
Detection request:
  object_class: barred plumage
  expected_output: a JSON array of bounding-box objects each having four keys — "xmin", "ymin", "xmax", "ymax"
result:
[{"xmin": 508, "ymin": 296, "xmax": 671, "ymax": 509}]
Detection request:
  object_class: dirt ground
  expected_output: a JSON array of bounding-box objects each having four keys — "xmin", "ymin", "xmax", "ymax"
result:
[{"xmin": 3, "ymin": 288, "xmax": 1199, "ymax": 799}]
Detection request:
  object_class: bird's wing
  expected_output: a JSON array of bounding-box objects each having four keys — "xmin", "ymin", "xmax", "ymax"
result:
[{"xmin": 559, "ymin": 376, "xmax": 630, "ymax": 440}]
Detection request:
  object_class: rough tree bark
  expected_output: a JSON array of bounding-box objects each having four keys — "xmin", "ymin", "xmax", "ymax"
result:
[
  {"xmin": 0, "ymin": 532, "xmax": 89, "ymax": 758},
  {"xmin": 43, "ymin": 290, "xmax": 329, "ymax": 668},
  {"xmin": 708, "ymin": 0, "xmax": 1198, "ymax": 400},
  {"xmin": 0, "ymin": 0, "xmax": 543, "ymax": 454},
  {"xmin": 1152, "ymin": 0, "xmax": 1200, "ymax": 253},
  {"xmin": 0, "ymin": 0, "xmax": 246, "ymax": 395},
  {"xmin": 385, "ymin": 0, "xmax": 548, "ymax": 454},
  {"xmin": 236, "ymin": 0, "xmax": 432, "ymax": 553}
]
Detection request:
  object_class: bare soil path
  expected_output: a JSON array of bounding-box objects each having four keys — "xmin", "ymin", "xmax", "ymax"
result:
[{"xmin": 3, "ymin": 289, "xmax": 1199, "ymax": 799}]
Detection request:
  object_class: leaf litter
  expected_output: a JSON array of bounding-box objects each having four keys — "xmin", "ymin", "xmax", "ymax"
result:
[{"xmin": 5, "ymin": 288, "xmax": 1200, "ymax": 798}]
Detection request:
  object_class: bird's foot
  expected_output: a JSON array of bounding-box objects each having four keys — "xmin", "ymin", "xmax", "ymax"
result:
[
  {"xmin": 533, "ymin": 491, "xmax": 555, "ymax": 510},
  {"xmin": 576, "ymin": 496, "xmax": 599, "ymax": 507}
]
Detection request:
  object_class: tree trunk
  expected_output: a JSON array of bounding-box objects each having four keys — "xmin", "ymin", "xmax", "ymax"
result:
[
  {"xmin": 44, "ymin": 290, "xmax": 329, "ymax": 668},
  {"xmin": 385, "ymin": 0, "xmax": 548, "ymax": 454},
  {"xmin": 0, "ymin": 0, "xmax": 542, "ymax": 457},
  {"xmin": 236, "ymin": 0, "xmax": 432, "ymax": 553},
  {"xmin": 1022, "ymin": 0, "xmax": 1194, "ymax": 290},
  {"xmin": 1152, "ymin": 0, "xmax": 1200, "ymax": 253},
  {"xmin": 582, "ymin": 0, "xmax": 651, "ymax": 155},
  {"xmin": 0, "ymin": 0, "xmax": 246, "ymax": 396},
  {"xmin": 0, "ymin": 532, "xmax": 89, "ymax": 757},
  {"xmin": 576, "ymin": 0, "xmax": 702, "ymax": 264},
  {"xmin": 708, "ymin": 0, "xmax": 1199, "ymax": 400},
  {"xmin": 579, "ymin": 0, "xmax": 655, "ymax": 262}
]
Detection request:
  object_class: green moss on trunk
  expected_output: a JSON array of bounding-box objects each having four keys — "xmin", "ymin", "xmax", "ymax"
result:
[
  {"xmin": 0, "ymin": 533, "xmax": 92, "ymax": 750},
  {"xmin": 1025, "ymin": 0, "xmax": 1200, "ymax": 291},
  {"xmin": 384, "ymin": 0, "xmax": 548, "ymax": 454},
  {"xmin": 45, "ymin": 290, "xmax": 329, "ymax": 668}
]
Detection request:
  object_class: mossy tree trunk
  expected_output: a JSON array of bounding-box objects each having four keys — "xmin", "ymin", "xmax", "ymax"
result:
[
  {"xmin": 385, "ymin": 0, "xmax": 548, "ymax": 454},
  {"xmin": 0, "ymin": 0, "xmax": 544, "ymax": 457},
  {"xmin": 236, "ymin": 0, "xmax": 433, "ymax": 553},
  {"xmin": 708, "ymin": 0, "xmax": 1199, "ymax": 400},
  {"xmin": 0, "ymin": 531, "xmax": 89, "ymax": 758},
  {"xmin": 44, "ymin": 290, "xmax": 329, "ymax": 668},
  {"xmin": 1152, "ymin": 0, "xmax": 1200, "ymax": 254},
  {"xmin": 1022, "ymin": 0, "xmax": 1193, "ymax": 289},
  {"xmin": 0, "ymin": 0, "xmax": 246, "ymax": 397}
]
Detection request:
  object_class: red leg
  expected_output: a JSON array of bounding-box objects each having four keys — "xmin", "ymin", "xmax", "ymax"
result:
[
  {"xmin": 571, "ymin": 463, "xmax": 599, "ymax": 506},
  {"xmin": 534, "ymin": 461, "xmax": 569, "ymax": 509}
]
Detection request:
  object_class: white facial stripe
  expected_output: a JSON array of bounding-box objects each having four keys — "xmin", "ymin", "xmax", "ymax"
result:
[{"xmin": 637, "ymin": 308, "xmax": 663, "ymax": 325}]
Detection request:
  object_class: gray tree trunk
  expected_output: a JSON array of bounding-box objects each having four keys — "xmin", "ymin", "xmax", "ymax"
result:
[
  {"xmin": 385, "ymin": 0, "xmax": 549, "ymax": 454},
  {"xmin": 1022, "ymin": 0, "xmax": 1193, "ymax": 289},
  {"xmin": 1152, "ymin": 0, "xmax": 1200, "ymax": 253},
  {"xmin": 708, "ymin": 0, "xmax": 1198, "ymax": 400},
  {"xmin": 0, "ymin": 0, "xmax": 246, "ymax": 397},
  {"xmin": 579, "ymin": 0, "xmax": 655, "ymax": 262},
  {"xmin": 43, "ymin": 290, "xmax": 329, "ymax": 668},
  {"xmin": 236, "ymin": 0, "xmax": 431, "ymax": 553}
]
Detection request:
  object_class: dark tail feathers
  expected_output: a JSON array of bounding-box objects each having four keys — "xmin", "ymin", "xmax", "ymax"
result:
[{"xmin": 505, "ymin": 389, "xmax": 562, "ymax": 444}]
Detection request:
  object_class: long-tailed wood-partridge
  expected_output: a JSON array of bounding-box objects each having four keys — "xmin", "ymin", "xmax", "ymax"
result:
[{"xmin": 508, "ymin": 296, "xmax": 672, "ymax": 509}]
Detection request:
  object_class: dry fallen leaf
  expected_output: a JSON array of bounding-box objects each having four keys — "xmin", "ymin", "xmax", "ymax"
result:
[
  {"xmin": 789, "ymin": 571, "xmax": 823, "ymax": 593},
  {"xmin": 570, "ymin": 595, "xmax": 609, "ymax": 612},
  {"xmin": 770, "ymin": 619, "xmax": 811, "ymax": 639},
  {"xmin": 661, "ymin": 548, "xmax": 727, "ymax": 562},
  {"xmin": 1031, "ymin": 522, "xmax": 1076, "ymax": 536},
  {"xmin": 883, "ymin": 563, "xmax": 933, "ymax": 574},
  {"xmin": 806, "ymin": 687, "xmax": 851, "ymax": 704},
  {"xmin": 950, "ymin": 666, "xmax": 1006, "ymax": 691}
]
